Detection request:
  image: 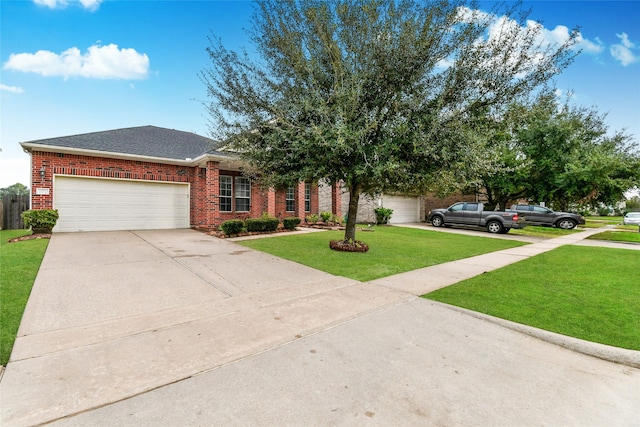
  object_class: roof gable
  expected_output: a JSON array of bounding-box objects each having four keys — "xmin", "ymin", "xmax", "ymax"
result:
[{"xmin": 21, "ymin": 126, "xmax": 218, "ymax": 161}]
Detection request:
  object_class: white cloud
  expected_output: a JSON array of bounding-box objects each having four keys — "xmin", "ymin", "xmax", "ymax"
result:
[
  {"xmin": 33, "ymin": 0, "xmax": 102, "ymax": 11},
  {"xmin": 33, "ymin": 0, "xmax": 65, "ymax": 8},
  {"xmin": 3, "ymin": 44, "xmax": 150, "ymax": 80},
  {"xmin": 532, "ymin": 22, "xmax": 604, "ymax": 54},
  {"xmin": 458, "ymin": 6, "xmax": 603, "ymax": 57},
  {"xmin": 0, "ymin": 84, "xmax": 25, "ymax": 93},
  {"xmin": 610, "ymin": 33, "xmax": 639, "ymax": 66},
  {"xmin": 78, "ymin": 0, "xmax": 102, "ymax": 11}
]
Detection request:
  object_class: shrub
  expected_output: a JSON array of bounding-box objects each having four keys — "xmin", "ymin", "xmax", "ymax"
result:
[
  {"xmin": 374, "ymin": 207, "xmax": 393, "ymax": 224},
  {"xmin": 282, "ymin": 217, "xmax": 301, "ymax": 230},
  {"xmin": 598, "ymin": 207, "xmax": 612, "ymax": 217},
  {"xmin": 220, "ymin": 219, "xmax": 245, "ymax": 235},
  {"xmin": 320, "ymin": 211, "xmax": 332, "ymax": 222},
  {"xmin": 21, "ymin": 209, "xmax": 59, "ymax": 232},
  {"xmin": 246, "ymin": 217, "xmax": 279, "ymax": 232},
  {"xmin": 306, "ymin": 213, "xmax": 319, "ymax": 224}
]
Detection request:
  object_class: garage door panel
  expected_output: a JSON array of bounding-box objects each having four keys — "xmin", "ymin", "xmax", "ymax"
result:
[
  {"xmin": 381, "ymin": 195, "xmax": 420, "ymax": 224},
  {"xmin": 54, "ymin": 176, "xmax": 189, "ymax": 232}
]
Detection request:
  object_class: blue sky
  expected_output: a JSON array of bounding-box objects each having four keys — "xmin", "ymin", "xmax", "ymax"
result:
[{"xmin": 1, "ymin": 0, "xmax": 639, "ymax": 189}]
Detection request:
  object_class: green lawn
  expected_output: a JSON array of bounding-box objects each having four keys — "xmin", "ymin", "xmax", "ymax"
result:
[
  {"xmin": 0, "ymin": 230, "xmax": 49, "ymax": 366},
  {"xmin": 424, "ymin": 246, "xmax": 640, "ymax": 350},
  {"xmin": 584, "ymin": 216, "xmax": 623, "ymax": 227},
  {"xmin": 238, "ymin": 226, "xmax": 527, "ymax": 282},
  {"xmin": 509, "ymin": 225, "xmax": 577, "ymax": 238},
  {"xmin": 587, "ymin": 230, "xmax": 640, "ymax": 243}
]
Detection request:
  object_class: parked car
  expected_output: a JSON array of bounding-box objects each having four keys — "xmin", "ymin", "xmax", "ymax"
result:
[
  {"xmin": 428, "ymin": 202, "xmax": 526, "ymax": 234},
  {"xmin": 623, "ymin": 212, "xmax": 640, "ymax": 226},
  {"xmin": 507, "ymin": 204, "xmax": 585, "ymax": 230}
]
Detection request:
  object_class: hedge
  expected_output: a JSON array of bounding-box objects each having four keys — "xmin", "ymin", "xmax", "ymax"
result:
[
  {"xmin": 245, "ymin": 217, "xmax": 279, "ymax": 232},
  {"xmin": 282, "ymin": 217, "xmax": 301, "ymax": 230},
  {"xmin": 220, "ymin": 219, "xmax": 245, "ymax": 235}
]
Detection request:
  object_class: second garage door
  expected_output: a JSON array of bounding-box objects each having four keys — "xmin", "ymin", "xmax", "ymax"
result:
[
  {"xmin": 53, "ymin": 176, "xmax": 190, "ymax": 232},
  {"xmin": 380, "ymin": 195, "xmax": 420, "ymax": 224}
]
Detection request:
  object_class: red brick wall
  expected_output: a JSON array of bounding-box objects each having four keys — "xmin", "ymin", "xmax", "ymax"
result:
[
  {"xmin": 30, "ymin": 151, "xmax": 193, "ymax": 211},
  {"xmin": 29, "ymin": 151, "xmax": 290, "ymax": 230}
]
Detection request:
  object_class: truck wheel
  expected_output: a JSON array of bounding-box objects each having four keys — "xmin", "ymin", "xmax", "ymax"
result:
[
  {"xmin": 556, "ymin": 219, "xmax": 577, "ymax": 230},
  {"xmin": 486, "ymin": 221, "xmax": 503, "ymax": 234},
  {"xmin": 431, "ymin": 216, "xmax": 444, "ymax": 227}
]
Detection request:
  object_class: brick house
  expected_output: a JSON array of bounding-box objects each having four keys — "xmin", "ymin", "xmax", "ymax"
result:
[{"xmin": 21, "ymin": 126, "xmax": 342, "ymax": 232}]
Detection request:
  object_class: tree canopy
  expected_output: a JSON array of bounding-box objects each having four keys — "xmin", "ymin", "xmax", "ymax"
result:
[
  {"xmin": 0, "ymin": 183, "xmax": 29, "ymax": 198},
  {"xmin": 477, "ymin": 90, "xmax": 640, "ymax": 211},
  {"xmin": 202, "ymin": 0, "xmax": 578, "ymax": 243}
]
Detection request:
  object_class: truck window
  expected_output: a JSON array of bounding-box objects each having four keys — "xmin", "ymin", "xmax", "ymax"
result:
[{"xmin": 464, "ymin": 203, "xmax": 479, "ymax": 211}]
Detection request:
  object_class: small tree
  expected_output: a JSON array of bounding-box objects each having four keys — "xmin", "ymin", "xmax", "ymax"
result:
[
  {"xmin": 0, "ymin": 183, "xmax": 29, "ymax": 198},
  {"xmin": 203, "ymin": 0, "xmax": 578, "ymax": 247}
]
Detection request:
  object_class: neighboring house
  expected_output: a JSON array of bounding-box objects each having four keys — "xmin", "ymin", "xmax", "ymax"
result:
[{"xmin": 21, "ymin": 126, "xmax": 342, "ymax": 233}]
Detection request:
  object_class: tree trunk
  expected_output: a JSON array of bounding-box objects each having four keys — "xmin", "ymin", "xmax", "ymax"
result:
[
  {"xmin": 496, "ymin": 197, "xmax": 510, "ymax": 211},
  {"xmin": 344, "ymin": 184, "xmax": 361, "ymax": 242}
]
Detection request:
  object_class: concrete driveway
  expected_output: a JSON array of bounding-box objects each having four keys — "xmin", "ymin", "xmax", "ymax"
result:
[{"xmin": 1, "ymin": 228, "xmax": 638, "ymax": 426}]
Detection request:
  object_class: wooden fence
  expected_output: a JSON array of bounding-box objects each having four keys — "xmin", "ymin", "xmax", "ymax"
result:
[{"xmin": 1, "ymin": 194, "xmax": 30, "ymax": 230}]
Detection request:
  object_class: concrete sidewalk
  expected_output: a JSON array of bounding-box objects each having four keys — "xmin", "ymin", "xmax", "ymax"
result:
[{"xmin": 1, "ymin": 227, "xmax": 638, "ymax": 426}]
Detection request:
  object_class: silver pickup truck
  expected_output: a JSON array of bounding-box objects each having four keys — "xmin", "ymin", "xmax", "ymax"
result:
[
  {"xmin": 507, "ymin": 204, "xmax": 585, "ymax": 230},
  {"xmin": 428, "ymin": 202, "xmax": 526, "ymax": 234}
]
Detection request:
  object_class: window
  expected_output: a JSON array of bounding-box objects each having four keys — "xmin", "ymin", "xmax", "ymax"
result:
[
  {"xmin": 464, "ymin": 203, "xmax": 478, "ymax": 211},
  {"xmin": 235, "ymin": 177, "xmax": 251, "ymax": 212},
  {"xmin": 286, "ymin": 187, "xmax": 295, "ymax": 212},
  {"xmin": 219, "ymin": 176, "xmax": 232, "ymax": 212},
  {"xmin": 304, "ymin": 183, "xmax": 311, "ymax": 212},
  {"xmin": 534, "ymin": 206, "xmax": 551, "ymax": 213}
]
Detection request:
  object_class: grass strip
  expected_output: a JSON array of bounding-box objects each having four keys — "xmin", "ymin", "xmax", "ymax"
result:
[
  {"xmin": 0, "ymin": 230, "xmax": 49, "ymax": 366},
  {"xmin": 424, "ymin": 246, "xmax": 640, "ymax": 350},
  {"xmin": 587, "ymin": 230, "xmax": 640, "ymax": 243},
  {"xmin": 509, "ymin": 226, "xmax": 577, "ymax": 238},
  {"xmin": 238, "ymin": 226, "xmax": 526, "ymax": 282}
]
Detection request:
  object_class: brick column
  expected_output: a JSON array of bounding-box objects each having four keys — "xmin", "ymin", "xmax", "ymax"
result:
[
  {"xmin": 31, "ymin": 152, "xmax": 54, "ymax": 210},
  {"xmin": 332, "ymin": 181, "xmax": 342, "ymax": 218},
  {"xmin": 297, "ymin": 181, "xmax": 306, "ymax": 219},
  {"xmin": 267, "ymin": 187, "xmax": 277, "ymax": 218},
  {"xmin": 206, "ymin": 161, "xmax": 220, "ymax": 228}
]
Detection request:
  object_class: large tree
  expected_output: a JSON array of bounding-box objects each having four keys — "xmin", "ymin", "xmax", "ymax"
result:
[
  {"xmin": 478, "ymin": 91, "xmax": 640, "ymax": 211},
  {"xmin": 202, "ymin": 0, "xmax": 578, "ymax": 245}
]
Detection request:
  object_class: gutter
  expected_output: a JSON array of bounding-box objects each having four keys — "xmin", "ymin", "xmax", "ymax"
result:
[{"xmin": 20, "ymin": 142, "xmax": 243, "ymax": 170}]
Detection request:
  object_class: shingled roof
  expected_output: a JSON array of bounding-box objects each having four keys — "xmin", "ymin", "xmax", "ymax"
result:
[{"xmin": 21, "ymin": 126, "xmax": 221, "ymax": 161}]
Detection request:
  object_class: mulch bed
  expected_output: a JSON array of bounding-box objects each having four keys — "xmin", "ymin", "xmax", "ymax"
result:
[
  {"xmin": 329, "ymin": 239, "xmax": 370, "ymax": 252},
  {"xmin": 7, "ymin": 233, "xmax": 52, "ymax": 243}
]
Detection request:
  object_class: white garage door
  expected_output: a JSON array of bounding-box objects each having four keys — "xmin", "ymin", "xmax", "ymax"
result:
[
  {"xmin": 53, "ymin": 176, "xmax": 190, "ymax": 232},
  {"xmin": 380, "ymin": 195, "xmax": 420, "ymax": 224}
]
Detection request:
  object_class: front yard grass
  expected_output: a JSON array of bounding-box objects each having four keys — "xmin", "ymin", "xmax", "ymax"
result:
[
  {"xmin": 0, "ymin": 230, "xmax": 49, "ymax": 366},
  {"xmin": 424, "ymin": 246, "xmax": 640, "ymax": 350},
  {"xmin": 509, "ymin": 226, "xmax": 577, "ymax": 238},
  {"xmin": 584, "ymin": 216, "xmax": 623, "ymax": 228},
  {"xmin": 587, "ymin": 230, "xmax": 640, "ymax": 243},
  {"xmin": 238, "ymin": 226, "xmax": 527, "ymax": 282}
]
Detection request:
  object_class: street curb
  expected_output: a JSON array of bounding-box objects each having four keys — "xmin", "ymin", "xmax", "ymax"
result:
[{"xmin": 428, "ymin": 300, "xmax": 640, "ymax": 369}]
